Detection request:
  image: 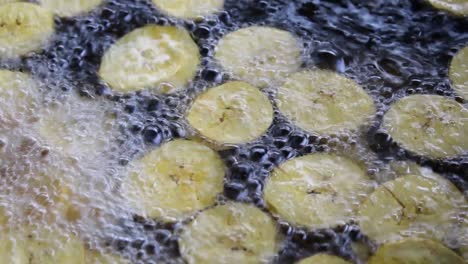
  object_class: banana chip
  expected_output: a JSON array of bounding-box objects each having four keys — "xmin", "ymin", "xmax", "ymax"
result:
[
  {"xmin": 0, "ymin": 168, "xmax": 88, "ymax": 263},
  {"xmin": 187, "ymin": 81, "xmax": 274, "ymax": 145},
  {"xmin": 298, "ymin": 254, "xmax": 352, "ymax": 264},
  {"xmin": 449, "ymin": 46, "xmax": 468, "ymax": 100},
  {"xmin": 24, "ymin": 228, "xmax": 86, "ymax": 264},
  {"xmin": 152, "ymin": 0, "xmax": 224, "ymax": 19},
  {"xmin": 383, "ymin": 94, "xmax": 468, "ymax": 158},
  {"xmin": 39, "ymin": 0, "xmax": 104, "ymax": 17},
  {"xmin": 358, "ymin": 174, "xmax": 464, "ymax": 244},
  {"xmin": 389, "ymin": 161, "xmax": 467, "ymax": 200},
  {"xmin": 121, "ymin": 139, "xmax": 225, "ymax": 221},
  {"xmin": 0, "ymin": 0, "xmax": 21, "ymax": 3},
  {"xmin": 179, "ymin": 202, "xmax": 278, "ymax": 264},
  {"xmin": 0, "ymin": 70, "xmax": 40, "ymax": 129},
  {"xmin": 264, "ymin": 153, "xmax": 374, "ymax": 229},
  {"xmin": 85, "ymin": 249, "xmax": 130, "ymax": 264},
  {"xmin": 0, "ymin": 214, "xmax": 86, "ymax": 264},
  {"xmin": 277, "ymin": 70, "xmax": 375, "ymax": 134},
  {"xmin": 426, "ymin": 0, "xmax": 468, "ymax": 16},
  {"xmin": 369, "ymin": 238, "xmax": 464, "ymax": 264},
  {"xmin": 35, "ymin": 96, "xmax": 117, "ymax": 162},
  {"xmin": 99, "ymin": 25, "xmax": 200, "ymax": 93},
  {"xmin": 0, "ymin": 3, "xmax": 54, "ymax": 58},
  {"xmin": 215, "ymin": 26, "xmax": 302, "ymax": 88},
  {"xmin": 0, "ymin": 235, "xmax": 29, "ymax": 263}
]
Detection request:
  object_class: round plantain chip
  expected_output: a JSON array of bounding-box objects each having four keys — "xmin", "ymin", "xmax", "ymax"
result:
[
  {"xmin": 0, "ymin": 235, "xmax": 29, "ymax": 263},
  {"xmin": 276, "ymin": 70, "xmax": 376, "ymax": 134},
  {"xmin": 368, "ymin": 238, "xmax": 464, "ymax": 264},
  {"xmin": 215, "ymin": 26, "xmax": 302, "ymax": 88},
  {"xmin": 85, "ymin": 249, "xmax": 130, "ymax": 264},
  {"xmin": 449, "ymin": 46, "xmax": 468, "ymax": 100},
  {"xmin": 35, "ymin": 96, "xmax": 117, "ymax": 163},
  {"xmin": 389, "ymin": 160, "xmax": 467, "ymax": 205},
  {"xmin": 1, "ymin": 171, "xmax": 86, "ymax": 264},
  {"xmin": 1, "ymin": 158, "xmax": 88, "ymax": 225},
  {"xmin": 0, "ymin": 0, "xmax": 21, "ymax": 3},
  {"xmin": 38, "ymin": 0, "xmax": 104, "ymax": 17},
  {"xmin": 99, "ymin": 25, "xmax": 200, "ymax": 94},
  {"xmin": 0, "ymin": 217, "xmax": 86, "ymax": 264},
  {"xmin": 389, "ymin": 161, "xmax": 467, "ymax": 254},
  {"xmin": 0, "ymin": 2, "xmax": 54, "ymax": 58},
  {"xmin": 382, "ymin": 94, "xmax": 468, "ymax": 158},
  {"xmin": 19, "ymin": 170, "xmax": 76, "ymax": 223},
  {"xmin": 187, "ymin": 81, "xmax": 274, "ymax": 145},
  {"xmin": 23, "ymin": 228, "xmax": 86, "ymax": 264},
  {"xmin": 0, "ymin": 70, "xmax": 40, "ymax": 129},
  {"xmin": 152, "ymin": 0, "xmax": 224, "ymax": 19},
  {"xmin": 121, "ymin": 139, "xmax": 226, "ymax": 222},
  {"xmin": 298, "ymin": 254, "xmax": 352, "ymax": 264},
  {"xmin": 179, "ymin": 202, "xmax": 278, "ymax": 264},
  {"xmin": 426, "ymin": 0, "xmax": 468, "ymax": 16},
  {"xmin": 0, "ymin": 206, "xmax": 28, "ymax": 263},
  {"xmin": 264, "ymin": 153, "xmax": 374, "ymax": 229},
  {"xmin": 358, "ymin": 174, "xmax": 464, "ymax": 244}
]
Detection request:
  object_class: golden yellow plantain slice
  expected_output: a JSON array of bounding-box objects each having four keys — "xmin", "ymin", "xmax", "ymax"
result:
[
  {"xmin": 389, "ymin": 161, "xmax": 467, "ymax": 205},
  {"xmin": 121, "ymin": 139, "xmax": 225, "ymax": 221},
  {"xmin": 39, "ymin": 0, "xmax": 104, "ymax": 17},
  {"xmin": 99, "ymin": 25, "xmax": 200, "ymax": 93},
  {"xmin": 85, "ymin": 249, "xmax": 130, "ymax": 264},
  {"xmin": 449, "ymin": 46, "xmax": 468, "ymax": 100},
  {"xmin": 179, "ymin": 202, "xmax": 278, "ymax": 264},
  {"xmin": 383, "ymin": 94, "xmax": 468, "ymax": 158},
  {"xmin": 426, "ymin": 0, "xmax": 468, "ymax": 16},
  {"xmin": 3, "ymin": 161, "xmax": 86, "ymax": 225},
  {"xmin": 389, "ymin": 161, "xmax": 468, "ymax": 256},
  {"xmin": 35, "ymin": 96, "xmax": 117, "ymax": 162},
  {"xmin": 276, "ymin": 70, "xmax": 375, "ymax": 134},
  {"xmin": 152, "ymin": 0, "xmax": 224, "ymax": 19},
  {"xmin": 24, "ymin": 228, "xmax": 86, "ymax": 264},
  {"xmin": 0, "ymin": 70, "xmax": 40, "ymax": 129},
  {"xmin": 187, "ymin": 81, "xmax": 274, "ymax": 145},
  {"xmin": 215, "ymin": 26, "xmax": 302, "ymax": 88},
  {"xmin": 0, "ymin": 124, "xmax": 108, "ymax": 225},
  {"xmin": 368, "ymin": 238, "xmax": 464, "ymax": 264},
  {"xmin": 0, "ymin": 0, "xmax": 21, "ymax": 3},
  {"xmin": 0, "ymin": 212, "xmax": 86, "ymax": 264},
  {"xmin": 0, "ymin": 204, "xmax": 8, "ymax": 228},
  {"xmin": 0, "ymin": 3, "xmax": 54, "ymax": 58},
  {"xmin": 264, "ymin": 153, "xmax": 374, "ymax": 229},
  {"xmin": 351, "ymin": 241, "xmax": 372, "ymax": 263},
  {"xmin": 0, "ymin": 205, "xmax": 27, "ymax": 262},
  {"xmin": 0, "ymin": 234, "xmax": 29, "ymax": 263},
  {"xmin": 358, "ymin": 174, "xmax": 464, "ymax": 244},
  {"xmin": 298, "ymin": 254, "xmax": 352, "ymax": 264}
]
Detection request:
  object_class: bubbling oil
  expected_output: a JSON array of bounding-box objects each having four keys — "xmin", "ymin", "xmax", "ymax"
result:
[{"xmin": 0, "ymin": 0, "xmax": 466, "ymax": 263}]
